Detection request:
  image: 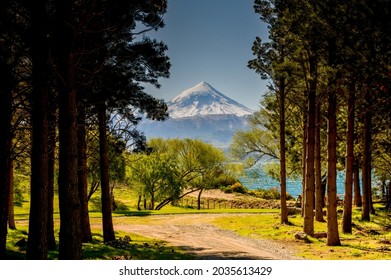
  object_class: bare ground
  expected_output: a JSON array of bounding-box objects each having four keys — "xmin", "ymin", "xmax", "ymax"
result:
[{"xmin": 113, "ymin": 213, "xmax": 303, "ymax": 260}]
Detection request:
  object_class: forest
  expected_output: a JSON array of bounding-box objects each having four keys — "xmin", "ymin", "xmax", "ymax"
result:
[
  {"xmin": 233, "ymin": 0, "xmax": 391, "ymax": 246},
  {"xmin": 0, "ymin": 0, "xmax": 390, "ymax": 260}
]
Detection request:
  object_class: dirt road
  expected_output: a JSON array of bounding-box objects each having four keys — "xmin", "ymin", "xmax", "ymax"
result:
[{"xmin": 113, "ymin": 213, "xmax": 302, "ymax": 260}]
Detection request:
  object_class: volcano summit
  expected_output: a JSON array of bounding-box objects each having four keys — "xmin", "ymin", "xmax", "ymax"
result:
[
  {"xmin": 167, "ymin": 81, "xmax": 254, "ymax": 118},
  {"xmin": 139, "ymin": 82, "xmax": 254, "ymax": 147}
]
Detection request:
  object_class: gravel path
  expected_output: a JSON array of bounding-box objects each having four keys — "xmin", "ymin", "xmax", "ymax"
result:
[{"xmin": 113, "ymin": 213, "xmax": 302, "ymax": 260}]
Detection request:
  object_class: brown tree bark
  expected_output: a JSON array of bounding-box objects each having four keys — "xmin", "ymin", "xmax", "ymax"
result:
[
  {"xmin": 56, "ymin": 0, "xmax": 82, "ymax": 260},
  {"xmin": 150, "ymin": 191, "xmax": 155, "ymax": 210},
  {"xmin": 47, "ymin": 110, "xmax": 56, "ymax": 250},
  {"xmin": 301, "ymin": 111, "xmax": 307, "ymax": 217},
  {"xmin": 78, "ymin": 104, "xmax": 92, "ymax": 243},
  {"xmin": 27, "ymin": 0, "xmax": 49, "ymax": 259},
  {"xmin": 325, "ymin": 23, "xmax": 341, "ymax": 246},
  {"xmin": 8, "ymin": 160, "xmax": 16, "ymax": 230},
  {"xmin": 303, "ymin": 54, "xmax": 317, "ymax": 236},
  {"xmin": 197, "ymin": 188, "xmax": 204, "ymax": 210},
  {"xmin": 353, "ymin": 160, "xmax": 362, "ymax": 207},
  {"xmin": 315, "ymin": 85, "xmax": 324, "ymax": 222},
  {"xmin": 0, "ymin": 62, "xmax": 12, "ymax": 260},
  {"xmin": 361, "ymin": 90, "xmax": 372, "ymax": 221},
  {"xmin": 279, "ymin": 78, "xmax": 288, "ymax": 224},
  {"xmin": 57, "ymin": 66, "xmax": 83, "ymax": 259},
  {"xmin": 98, "ymin": 103, "xmax": 115, "ymax": 242},
  {"xmin": 326, "ymin": 87, "xmax": 341, "ymax": 246},
  {"xmin": 342, "ymin": 83, "xmax": 355, "ymax": 234},
  {"xmin": 369, "ymin": 161, "xmax": 375, "ymax": 215}
]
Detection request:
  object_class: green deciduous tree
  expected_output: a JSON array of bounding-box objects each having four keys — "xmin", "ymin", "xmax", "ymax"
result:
[
  {"xmin": 128, "ymin": 138, "xmax": 227, "ymax": 210},
  {"xmin": 128, "ymin": 151, "xmax": 182, "ymax": 210}
]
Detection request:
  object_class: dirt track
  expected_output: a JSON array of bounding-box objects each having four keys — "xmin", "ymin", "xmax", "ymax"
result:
[{"xmin": 113, "ymin": 213, "xmax": 302, "ymax": 260}]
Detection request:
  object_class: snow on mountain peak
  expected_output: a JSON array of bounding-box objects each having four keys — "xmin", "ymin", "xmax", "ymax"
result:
[{"xmin": 168, "ymin": 82, "xmax": 254, "ymax": 118}]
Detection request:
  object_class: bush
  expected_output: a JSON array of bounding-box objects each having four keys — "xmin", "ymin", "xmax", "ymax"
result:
[
  {"xmin": 248, "ymin": 187, "xmax": 294, "ymax": 200},
  {"xmin": 223, "ymin": 182, "xmax": 248, "ymax": 194},
  {"xmin": 212, "ymin": 174, "xmax": 238, "ymax": 189},
  {"xmin": 222, "ymin": 186, "xmax": 233, "ymax": 193},
  {"xmin": 230, "ymin": 182, "xmax": 248, "ymax": 194}
]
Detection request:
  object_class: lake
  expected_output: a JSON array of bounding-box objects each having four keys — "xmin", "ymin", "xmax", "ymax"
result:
[{"xmin": 239, "ymin": 163, "xmax": 346, "ymax": 198}]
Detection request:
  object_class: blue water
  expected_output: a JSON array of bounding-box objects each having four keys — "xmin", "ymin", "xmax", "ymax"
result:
[{"xmin": 239, "ymin": 163, "xmax": 346, "ymax": 198}]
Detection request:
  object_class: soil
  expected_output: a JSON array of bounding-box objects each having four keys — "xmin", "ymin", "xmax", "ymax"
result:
[
  {"xmin": 113, "ymin": 213, "xmax": 303, "ymax": 260},
  {"xmin": 180, "ymin": 189, "xmax": 283, "ymax": 209}
]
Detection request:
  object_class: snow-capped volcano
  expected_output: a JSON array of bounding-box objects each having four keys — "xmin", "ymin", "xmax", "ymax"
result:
[
  {"xmin": 167, "ymin": 82, "xmax": 254, "ymax": 118},
  {"xmin": 138, "ymin": 82, "xmax": 254, "ymax": 147}
]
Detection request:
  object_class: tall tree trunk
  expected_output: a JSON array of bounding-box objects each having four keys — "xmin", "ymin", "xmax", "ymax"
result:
[
  {"xmin": 47, "ymin": 110, "xmax": 56, "ymax": 250},
  {"xmin": 8, "ymin": 160, "xmax": 16, "ymax": 230},
  {"xmin": 27, "ymin": 0, "xmax": 49, "ymax": 259},
  {"xmin": 98, "ymin": 103, "xmax": 115, "ymax": 243},
  {"xmin": 0, "ymin": 62, "xmax": 13, "ymax": 260},
  {"xmin": 353, "ymin": 160, "xmax": 362, "ymax": 207},
  {"xmin": 342, "ymin": 83, "xmax": 355, "ymax": 234},
  {"xmin": 315, "ymin": 81, "xmax": 324, "ymax": 222},
  {"xmin": 369, "ymin": 161, "xmax": 375, "ymax": 215},
  {"xmin": 361, "ymin": 90, "xmax": 372, "ymax": 221},
  {"xmin": 301, "ymin": 111, "xmax": 307, "ymax": 217},
  {"xmin": 150, "ymin": 191, "xmax": 155, "ymax": 210},
  {"xmin": 56, "ymin": 0, "xmax": 82, "ymax": 260},
  {"xmin": 197, "ymin": 188, "xmax": 204, "ymax": 210},
  {"xmin": 279, "ymin": 78, "xmax": 288, "ymax": 224},
  {"xmin": 325, "ymin": 21, "xmax": 341, "ymax": 246},
  {"xmin": 326, "ymin": 86, "xmax": 341, "ymax": 246},
  {"xmin": 78, "ymin": 104, "xmax": 92, "ymax": 243},
  {"xmin": 304, "ymin": 53, "xmax": 317, "ymax": 236}
]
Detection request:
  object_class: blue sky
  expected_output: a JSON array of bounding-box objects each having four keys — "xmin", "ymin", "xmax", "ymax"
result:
[{"xmin": 144, "ymin": 0, "xmax": 270, "ymax": 110}]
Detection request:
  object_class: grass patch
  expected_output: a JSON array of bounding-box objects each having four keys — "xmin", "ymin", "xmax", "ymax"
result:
[
  {"xmin": 82, "ymin": 232, "xmax": 193, "ymax": 260},
  {"xmin": 10, "ymin": 184, "xmax": 391, "ymax": 260},
  {"xmin": 120, "ymin": 206, "xmax": 279, "ymax": 216},
  {"xmin": 211, "ymin": 207, "xmax": 391, "ymax": 260},
  {"xmin": 6, "ymin": 225, "xmax": 193, "ymax": 260}
]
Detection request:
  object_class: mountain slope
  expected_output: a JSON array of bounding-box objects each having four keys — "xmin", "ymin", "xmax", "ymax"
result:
[
  {"xmin": 167, "ymin": 82, "xmax": 254, "ymax": 118},
  {"xmin": 139, "ymin": 82, "xmax": 254, "ymax": 147}
]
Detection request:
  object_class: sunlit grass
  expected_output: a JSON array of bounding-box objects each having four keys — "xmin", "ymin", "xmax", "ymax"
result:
[
  {"xmin": 211, "ymin": 206, "xmax": 391, "ymax": 260},
  {"xmin": 10, "ymin": 185, "xmax": 278, "ymax": 259},
  {"xmin": 7, "ymin": 221, "xmax": 193, "ymax": 260},
  {"xmin": 10, "ymin": 184, "xmax": 391, "ymax": 260}
]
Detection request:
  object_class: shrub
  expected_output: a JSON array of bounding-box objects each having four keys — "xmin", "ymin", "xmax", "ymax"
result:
[
  {"xmin": 248, "ymin": 187, "xmax": 294, "ymax": 200},
  {"xmin": 212, "ymin": 174, "xmax": 238, "ymax": 189},
  {"xmin": 222, "ymin": 182, "xmax": 248, "ymax": 194},
  {"xmin": 222, "ymin": 186, "xmax": 233, "ymax": 193},
  {"xmin": 230, "ymin": 182, "xmax": 248, "ymax": 194}
]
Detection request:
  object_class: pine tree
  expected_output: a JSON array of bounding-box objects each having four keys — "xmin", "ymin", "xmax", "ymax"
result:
[
  {"xmin": 55, "ymin": 0, "xmax": 83, "ymax": 260},
  {"xmin": 27, "ymin": 0, "xmax": 50, "ymax": 259},
  {"xmin": 0, "ymin": 0, "xmax": 28, "ymax": 259},
  {"xmin": 250, "ymin": 0, "xmax": 295, "ymax": 225}
]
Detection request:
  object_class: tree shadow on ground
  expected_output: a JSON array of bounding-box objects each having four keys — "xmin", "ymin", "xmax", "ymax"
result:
[{"xmin": 177, "ymin": 246, "xmax": 274, "ymax": 260}]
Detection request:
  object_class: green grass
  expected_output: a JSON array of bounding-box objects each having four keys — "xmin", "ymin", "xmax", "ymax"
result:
[
  {"xmin": 119, "ymin": 206, "xmax": 278, "ymax": 216},
  {"xmin": 8, "ymin": 187, "xmax": 194, "ymax": 260},
  {"xmin": 10, "ymin": 186, "xmax": 275, "ymax": 260},
  {"xmin": 82, "ymin": 232, "xmax": 193, "ymax": 260},
  {"xmin": 9, "ymin": 185, "xmax": 391, "ymax": 260},
  {"xmin": 212, "ymin": 206, "xmax": 391, "ymax": 260},
  {"xmin": 6, "ymin": 226, "xmax": 193, "ymax": 260}
]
